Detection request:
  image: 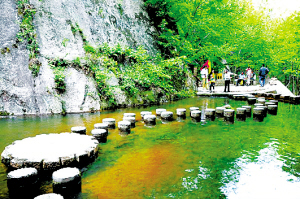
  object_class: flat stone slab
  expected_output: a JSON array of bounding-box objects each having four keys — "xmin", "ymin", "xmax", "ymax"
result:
[
  {"xmin": 34, "ymin": 193, "xmax": 64, "ymax": 199},
  {"xmin": 1, "ymin": 133, "xmax": 99, "ymax": 170}
]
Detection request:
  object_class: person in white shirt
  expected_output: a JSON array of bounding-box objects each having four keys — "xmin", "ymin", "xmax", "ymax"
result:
[
  {"xmin": 224, "ymin": 70, "xmax": 231, "ymax": 92},
  {"xmin": 201, "ymin": 66, "xmax": 208, "ymax": 89}
]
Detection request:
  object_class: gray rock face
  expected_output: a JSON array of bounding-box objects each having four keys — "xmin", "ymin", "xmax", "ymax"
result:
[{"xmin": 0, "ymin": 0, "xmax": 156, "ymax": 115}]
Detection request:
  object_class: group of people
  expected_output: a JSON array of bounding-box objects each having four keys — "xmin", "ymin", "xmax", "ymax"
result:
[{"xmin": 200, "ymin": 64, "xmax": 269, "ymax": 93}]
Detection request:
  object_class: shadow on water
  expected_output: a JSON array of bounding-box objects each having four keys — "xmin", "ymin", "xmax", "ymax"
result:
[{"xmin": 1, "ymin": 98, "xmax": 300, "ymax": 198}]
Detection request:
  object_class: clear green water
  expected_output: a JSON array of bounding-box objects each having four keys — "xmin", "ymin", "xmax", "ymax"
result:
[{"xmin": 1, "ymin": 97, "xmax": 300, "ymax": 198}]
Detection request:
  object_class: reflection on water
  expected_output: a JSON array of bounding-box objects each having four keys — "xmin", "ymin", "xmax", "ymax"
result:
[{"xmin": 221, "ymin": 142, "xmax": 300, "ymax": 199}]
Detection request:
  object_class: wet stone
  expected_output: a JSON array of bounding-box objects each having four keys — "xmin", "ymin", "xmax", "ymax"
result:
[
  {"xmin": 224, "ymin": 109, "xmax": 235, "ymax": 121},
  {"xmin": 268, "ymin": 105, "xmax": 278, "ymax": 115},
  {"xmin": 144, "ymin": 115, "xmax": 156, "ymax": 126},
  {"xmin": 91, "ymin": 129, "xmax": 108, "ymax": 143},
  {"xmin": 7, "ymin": 168, "xmax": 38, "ymax": 191},
  {"xmin": 253, "ymin": 107, "xmax": 264, "ymax": 122},
  {"xmin": 176, "ymin": 108, "xmax": 186, "ymax": 118},
  {"xmin": 290, "ymin": 96, "xmax": 300, "ymax": 104},
  {"xmin": 118, "ymin": 121, "xmax": 131, "ymax": 133},
  {"xmin": 248, "ymin": 98, "xmax": 256, "ymax": 105},
  {"xmin": 34, "ymin": 193, "xmax": 64, "ymax": 199},
  {"xmin": 236, "ymin": 108, "xmax": 246, "ymax": 121},
  {"xmin": 161, "ymin": 111, "xmax": 174, "ymax": 121},
  {"xmin": 1, "ymin": 133, "xmax": 99, "ymax": 170},
  {"xmin": 254, "ymin": 103, "xmax": 264, "ymax": 107},
  {"xmin": 271, "ymin": 93, "xmax": 281, "ymax": 99},
  {"xmin": 191, "ymin": 110, "xmax": 201, "ymax": 119},
  {"xmin": 156, "ymin": 109, "xmax": 166, "ymax": 116},
  {"xmin": 71, "ymin": 126, "xmax": 86, "ymax": 135},
  {"xmin": 53, "ymin": 167, "xmax": 81, "ymax": 198},
  {"xmin": 257, "ymin": 98, "xmax": 266, "ymax": 105},
  {"xmin": 280, "ymin": 95, "xmax": 290, "ymax": 102},
  {"xmin": 205, "ymin": 109, "xmax": 216, "ymax": 121},
  {"xmin": 269, "ymin": 100, "xmax": 278, "ymax": 106},
  {"xmin": 123, "ymin": 117, "xmax": 136, "ymax": 128},
  {"xmin": 257, "ymin": 106, "xmax": 268, "ymax": 117},
  {"xmin": 242, "ymin": 106, "xmax": 252, "ymax": 117},
  {"xmin": 94, "ymin": 123, "xmax": 109, "ymax": 132},
  {"xmin": 216, "ymin": 107, "xmax": 225, "ymax": 117},
  {"xmin": 141, "ymin": 111, "xmax": 152, "ymax": 120},
  {"xmin": 189, "ymin": 107, "xmax": 199, "ymax": 116},
  {"xmin": 265, "ymin": 102, "xmax": 276, "ymax": 106},
  {"xmin": 102, "ymin": 118, "xmax": 116, "ymax": 129},
  {"xmin": 123, "ymin": 113, "xmax": 136, "ymax": 118}
]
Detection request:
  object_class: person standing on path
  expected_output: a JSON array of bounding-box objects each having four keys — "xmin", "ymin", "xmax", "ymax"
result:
[
  {"xmin": 224, "ymin": 70, "xmax": 231, "ymax": 92},
  {"xmin": 259, "ymin": 64, "xmax": 269, "ymax": 87},
  {"xmin": 246, "ymin": 66, "xmax": 252, "ymax": 86},
  {"xmin": 209, "ymin": 70, "xmax": 216, "ymax": 92},
  {"xmin": 201, "ymin": 66, "xmax": 208, "ymax": 90}
]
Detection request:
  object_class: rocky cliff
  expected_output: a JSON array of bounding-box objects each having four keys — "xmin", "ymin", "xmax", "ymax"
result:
[{"xmin": 0, "ymin": 0, "xmax": 157, "ymax": 115}]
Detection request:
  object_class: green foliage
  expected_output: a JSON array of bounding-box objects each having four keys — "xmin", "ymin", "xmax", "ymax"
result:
[
  {"xmin": 49, "ymin": 59, "xmax": 67, "ymax": 93},
  {"xmin": 62, "ymin": 38, "xmax": 69, "ymax": 47},
  {"xmin": 17, "ymin": 0, "xmax": 41, "ymax": 77},
  {"xmin": 0, "ymin": 111, "xmax": 10, "ymax": 116}
]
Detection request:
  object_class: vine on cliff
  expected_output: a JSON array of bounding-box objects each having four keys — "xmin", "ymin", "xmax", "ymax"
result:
[{"xmin": 17, "ymin": 0, "xmax": 41, "ymax": 77}]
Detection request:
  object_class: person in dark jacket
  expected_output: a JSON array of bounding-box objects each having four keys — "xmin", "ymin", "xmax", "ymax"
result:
[{"xmin": 259, "ymin": 64, "xmax": 269, "ymax": 87}]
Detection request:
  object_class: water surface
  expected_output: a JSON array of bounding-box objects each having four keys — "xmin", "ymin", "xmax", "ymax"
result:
[{"xmin": 1, "ymin": 97, "xmax": 300, "ymax": 198}]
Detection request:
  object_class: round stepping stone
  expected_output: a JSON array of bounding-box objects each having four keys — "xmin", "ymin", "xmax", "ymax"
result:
[
  {"xmin": 290, "ymin": 96, "xmax": 300, "ymax": 104},
  {"xmin": 144, "ymin": 115, "xmax": 156, "ymax": 125},
  {"xmin": 53, "ymin": 167, "xmax": 81, "ymax": 197},
  {"xmin": 118, "ymin": 121, "xmax": 131, "ymax": 133},
  {"xmin": 1, "ymin": 133, "xmax": 99, "ymax": 170},
  {"xmin": 94, "ymin": 123, "xmax": 109, "ymax": 132},
  {"xmin": 102, "ymin": 118, "xmax": 116, "ymax": 129},
  {"xmin": 216, "ymin": 107, "xmax": 225, "ymax": 117},
  {"xmin": 141, "ymin": 111, "xmax": 152, "ymax": 120},
  {"xmin": 191, "ymin": 110, "xmax": 201, "ymax": 118},
  {"xmin": 248, "ymin": 98, "xmax": 256, "ymax": 105},
  {"xmin": 123, "ymin": 117, "xmax": 136, "ymax": 128},
  {"xmin": 242, "ymin": 106, "xmax": 252, "ymax": 117},
  {"xmin": 254, "ymin": 103, "xmax": 264, "ymax": 107},
  {"xmin": 189, "ymin": 107, "xmax": 199, "ymax": 111},
  {"xmin": 123, "ymin": 113, "xmax": 136, "ymax": 118},
  {"xmin": 236, "ymin": 108, "xmax": 246, "ymax": 121},
  {"xmin": 161, "ymin": 111, "xmax": 174, "ymax": 121},
  {"xmin": 280, "ymin": 95, "xmax": 290, "ymax": 101},
  {"xmin": 205, "ymin": 108, "xmax": 215, "ymax": 117},
  {"xmin": 7, "ymin": 168, "xmax": 38, "ymax": 190},
  {"xmin": 272, "ymin": 94, "xmax": 281, "ymax": 99},
  {"xmin": 265, "ymin": 102, "xmax": 275, "ymax": 106},
  {"xmin": 268, "ymin": 105, "xmax": 278, "ymax": 115},
  {"xmin": 91, "ymin": 129, "xmax": 108, "ymax": 143},
  {"xmin": 257, "ymin": 106, "xmax": 267, "ymax": 117},
  {"xmin": 253, "ymin": 107, "xmax": 264, "ymax": 122},
  {"xmin": 224, "ymin": 109, "xmax": 235, "ymax": 121},
  {"xmin": 34, "ymin": 193, "xmax": 64, "ymax": 199},
  {"xmin": 176, "ymin": 108, "xmax": 186, "ymax": 117},
  {"xmin": 71, "ymin": 126, "xmax": 86, "ymax": 135},
  {"xmin": 156, "ymin": 109, "xmax": 166, "ymax": 116},
  {"xmin": 269, "ymin": 100, "xmax": 278, "ymax": 106},
  {"xmin": 257, "ymin": 98, "xmax": 266, "ymax": 105}
]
